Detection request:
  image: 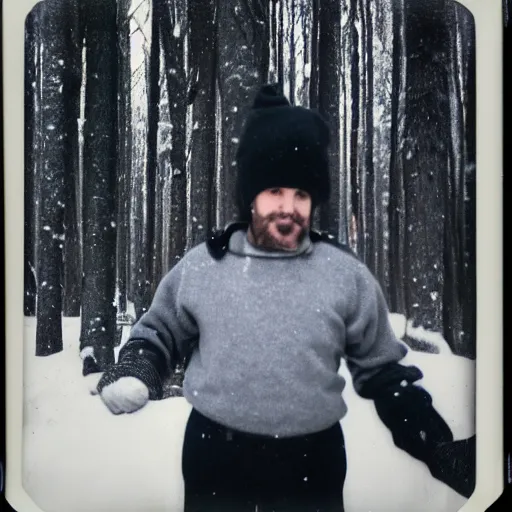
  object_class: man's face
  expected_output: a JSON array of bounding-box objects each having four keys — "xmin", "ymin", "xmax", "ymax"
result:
[{"xmin": 249, "ymin": 187, "xmax": 312, "ymax": 251}]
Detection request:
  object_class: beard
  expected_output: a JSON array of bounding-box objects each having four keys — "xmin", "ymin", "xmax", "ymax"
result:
[{"xmin": 249, "ymin": 210, "xmax": 309, "ymax": 251}]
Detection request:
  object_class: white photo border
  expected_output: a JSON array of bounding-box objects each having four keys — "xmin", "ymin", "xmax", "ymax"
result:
[{"xmin": 2, "ymin": 0, "xmax": 503, "ymax": 510}]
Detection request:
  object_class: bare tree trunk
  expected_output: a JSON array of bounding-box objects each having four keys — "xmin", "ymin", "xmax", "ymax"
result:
[
  {"xmin": 442, "ymin": 4, "xmax": 476, "ymax": 358},
  {"xmin": 443, "ymin": 4, "xmax": 465, "ymax": 355},
  {"xmin": 277, "ymin": 0, "xmax": 284, "ymax": 88},
  {"xmin": 288, "ymin": 0, "xmax": 296, "ymax": 104},
  {"xmin": 129, "ymin": 121, "xmax": 144, "ymax": 306},
  {"xmin": 387, "ymin": 0, "xmax": 406, "ymax": 315},
  {"xmin": 24, "ymin": 9, "xmax": 38, "ymax": 316},
  {"xmin": 270, "ymin": 0, "xmax": 278, "ymax": 82},
  {"xmin": 372, "ymin": 1, "xmax": 392, "ymax": 296},
  {"xmin": 356, "ymin": 0, "xmax": 367, "ymax": 259},
  {"xmin": 80, "ymin": 0, "xmax": 118, "ymax": 373},
  {"xmin": 62, "ymin": 0, "xmax": 82, "ymax": 317},
  {"xmin": 160, "ymin": 0, "xmax": 188, "ymax": 268},
  {"xmin": 35, "ymin": 0, "xmax": 73, "ymax": 356},
  {"xmin": 318, "ymin": 0, "xmax": 341, "ymax": 238},
  {"xmin": 340, "ymin": 12, "xmax": 351, "ymax": 246},
  {"xmin": 349, "ymin": 0, "xmax": 360, "ymax": 250},
  {"xmin": 301, "ymin": 1, "xmax": 310, "ymax": 107},
  {"xmin": 461, "ymin": 11, "xmax": 476, "ymax": 358},
  {"xmin": 309, "ymin": 0, "xmax": 319, "ymax": 110},
  {"xmin": 187, "ymin": 0, "xmax": 217, "ymax": 249},
  {"xmin": 115, "ymin": 0, "xmax": 132, "ymax": 315},
  {"xmin": 135, "ymin": 2, "xmax": 161, "ymax": 315},
  {"xmin": 363, "ymin": 0, "xmax": 377, "ymax": 278},
  {"xmin": 402, "ymin": 0, "xmax": 449, "ymax": 333},
  {"xmin": 217, "ymin": 0, "xmax": 269, "ymax": 227}
]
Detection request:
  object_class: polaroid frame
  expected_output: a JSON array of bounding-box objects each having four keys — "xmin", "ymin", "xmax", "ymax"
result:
[{"xmin": 2, "ymin": 0, "xmax": 504, "ymax": 510}]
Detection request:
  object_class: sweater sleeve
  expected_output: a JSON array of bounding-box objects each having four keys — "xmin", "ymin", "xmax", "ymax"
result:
[
  {"xmin": 344, "ymin": 264, "xmax": 454, "ymax": 465},
  {"xmin": 97, "ymin": 259, "xmax": 199, "ymax": 399},
  {"xmin": 344, "ymin": 263, "xmax": 408, "ymax": 394},
  {"xmin": 126, "ymin": 259, "xmax": 200, "ymax": 369}
]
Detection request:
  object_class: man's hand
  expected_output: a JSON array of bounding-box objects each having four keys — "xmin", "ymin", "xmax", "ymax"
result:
[{"xmin": 97, "ymin": 376, "xmax": 150, "ymax": 415}]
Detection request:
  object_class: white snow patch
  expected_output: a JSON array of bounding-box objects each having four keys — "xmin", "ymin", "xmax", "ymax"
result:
[
  {"xmin": 173, "ymin": 24, "xmax": 181, "ymax": 38},
  {"xmin": 47, "ymin": 124, "xmax": 56, "ymax": 131},
  {"xmin": 22, "ymin": 317, "xmax": 473, "ymax": 512}
]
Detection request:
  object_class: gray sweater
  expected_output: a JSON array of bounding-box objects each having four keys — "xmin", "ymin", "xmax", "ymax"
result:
[{"xmin": 128, "ymin": 229, "xmax": 407, "ymax": 437}]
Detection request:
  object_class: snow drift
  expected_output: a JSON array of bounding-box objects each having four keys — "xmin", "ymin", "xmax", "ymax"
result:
[{"xmin": 22, "ymin": 316, "xmax": 475, "ymax": 512}]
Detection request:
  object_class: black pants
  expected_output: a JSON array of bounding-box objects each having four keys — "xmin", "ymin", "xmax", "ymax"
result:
[{"xmin": 182, "ymin": 409, "xmax": 347, "ymax": 512}]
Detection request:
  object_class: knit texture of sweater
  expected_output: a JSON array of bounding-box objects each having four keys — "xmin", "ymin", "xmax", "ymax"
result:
[{"xmin": 127, "ymin": 229, "xmax": 408, "ymax": 437}]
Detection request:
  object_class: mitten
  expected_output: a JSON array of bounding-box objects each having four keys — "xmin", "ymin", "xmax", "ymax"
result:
[
  {"xmin": 360, "ymin": 362, "xmax": 453, "ymax": 464},
  {"xmin": 427, "ymin": 435, "xmax": 476, "ymax": 498},
  {"xmin": 98, "ymin": 376, "xmax": 150, "ymax": 414},
  {"xmin": 96, "ymin": 339, "xmax": 167, "ymax": 406},
  {"xmin": 372, "ymin": 382, "xmax": 454, "ymax": 463}
]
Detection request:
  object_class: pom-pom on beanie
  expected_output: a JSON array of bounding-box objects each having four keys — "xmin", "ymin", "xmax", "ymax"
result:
[{"xmin": 235, "ymin": 84, "xmax": 331, "ymax": 221}]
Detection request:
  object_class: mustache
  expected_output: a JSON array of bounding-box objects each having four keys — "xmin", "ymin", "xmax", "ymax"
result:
[{"xmin": 263, "ymin": 211, "xmax": 307, "ymax": 226}]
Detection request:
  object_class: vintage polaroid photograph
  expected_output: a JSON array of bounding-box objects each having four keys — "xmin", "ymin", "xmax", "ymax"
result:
[{"xmin": 2, "ymin": 0, "xmax": 504, "ymax": 511}]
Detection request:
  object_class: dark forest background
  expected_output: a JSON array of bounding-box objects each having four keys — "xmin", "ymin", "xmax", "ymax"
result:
[{"xmin": 24, "ymin": 0, "xmax": 477, "ymax": 378}]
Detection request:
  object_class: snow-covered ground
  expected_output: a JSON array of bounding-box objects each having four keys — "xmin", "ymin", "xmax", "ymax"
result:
[{"xmin": 22, "ymin": 316, "xmax": 475, "ymax": 512}]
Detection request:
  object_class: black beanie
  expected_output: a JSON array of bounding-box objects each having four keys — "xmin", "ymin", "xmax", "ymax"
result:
[{"xmin": 235, "ymin": 84, "xmax": 331, "ymax": 221}]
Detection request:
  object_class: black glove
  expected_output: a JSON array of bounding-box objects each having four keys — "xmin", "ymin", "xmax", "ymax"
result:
[
  {"xmin": 372, "ymin": 382, "xmax": 454, "ymax": 463},
  {"xmin": 360, "ymin": 363, "xmax": 453, "ymax": 464},
  {"xmin": 96, "ymin": 340, "xmax": 167, "ymax": 400},
  {"xmin": 427, "ymin": 435, "xmax": 476, "ymax": 498}
]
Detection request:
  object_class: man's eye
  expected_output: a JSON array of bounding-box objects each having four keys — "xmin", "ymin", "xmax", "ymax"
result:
[
  {"xmin": 270, "ymin": 188, "xmax": 281, "ymax": 194},
  {"xmin": 296, "ymin": 190, "xmax": 308, "ymax": 199}
]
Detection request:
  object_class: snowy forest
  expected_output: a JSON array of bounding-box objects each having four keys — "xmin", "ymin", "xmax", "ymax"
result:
[{"xmin": 24, "ymin": 0, "xmax": 477, "ymax": 382}]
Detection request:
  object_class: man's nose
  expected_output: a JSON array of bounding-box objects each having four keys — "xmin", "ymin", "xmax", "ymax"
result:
[{"xmin": 280, "ymin": 194, "xmax": 295, "ymax": 214}]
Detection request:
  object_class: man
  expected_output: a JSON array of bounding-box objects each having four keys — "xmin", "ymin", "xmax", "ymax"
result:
[{"xmin": 96, "ymin": 84, "xmax": 455, "ymax": 511}]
